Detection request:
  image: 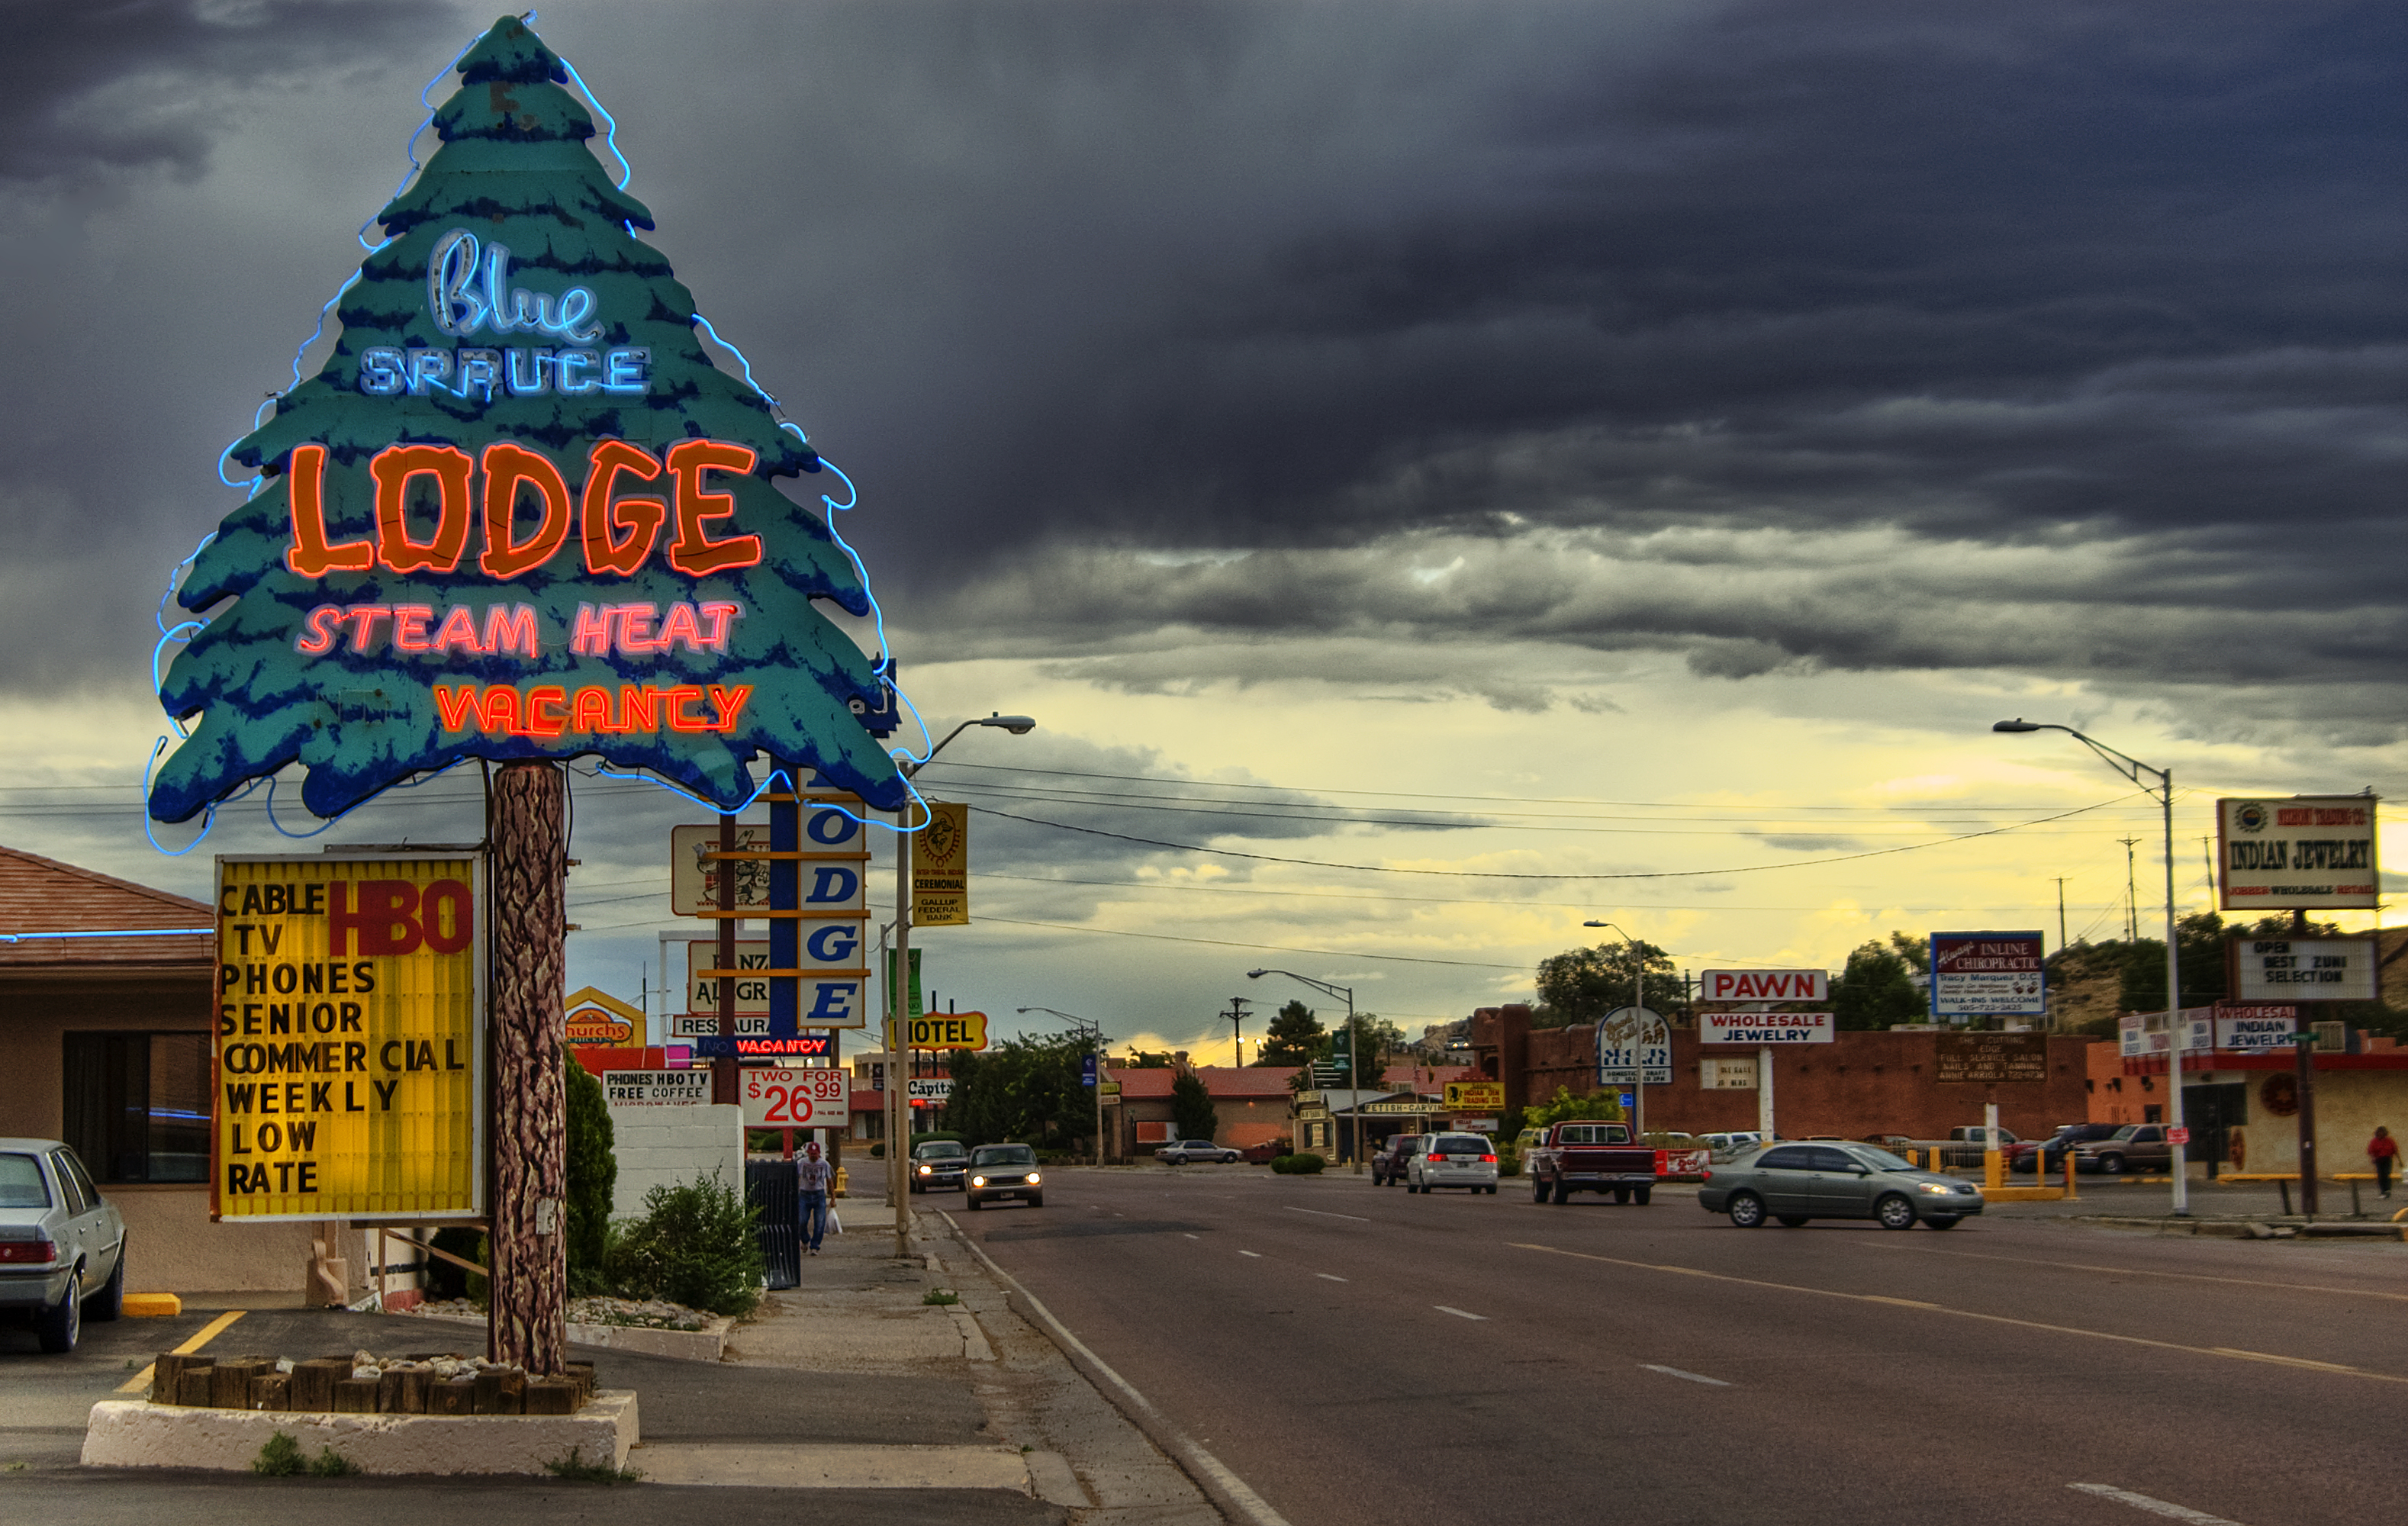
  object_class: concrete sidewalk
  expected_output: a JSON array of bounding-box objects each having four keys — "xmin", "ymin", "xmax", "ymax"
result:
[{"xmin": 629, "ymin": 1191, "xmax": 1225, "ymax": 1523}]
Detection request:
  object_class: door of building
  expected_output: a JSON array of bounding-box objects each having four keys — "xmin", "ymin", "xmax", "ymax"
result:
[{"xmin": 2185, "ymin": 1081, "xmax": 2249, "ymax": 1177}]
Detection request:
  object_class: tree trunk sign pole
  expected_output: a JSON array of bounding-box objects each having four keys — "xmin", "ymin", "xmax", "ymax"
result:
[
  {"xmin": 714, "ymin": 814, "xmax": 739, "ymax": 1106},
  {"xmin": 891, "ymin": 816, "xmax": 914, "ymax": 1260},
  {"xmin": 488, "ymin": 761, "xmax": 568, "ymax": 1374}
]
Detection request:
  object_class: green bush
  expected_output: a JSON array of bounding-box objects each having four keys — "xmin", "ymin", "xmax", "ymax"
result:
[
  {"xmin": 604, "ymin": 1167, "xmax": 762, "ymax": 1318},
  {"xmin": 1286, "ymin": 1152, "xmax": 1326, "ymax": 1174},
  {"xmin": 1269, "ymin": 1154, "xmax": 1293, "ymax": 1173},
  {"xmin": 564, "ymin": 1058, "xmax": 616, "ymax": 1296},
  {"xmin": 1497, "ymin": 1147, "xmax": 1521, "ymax": 1178}
]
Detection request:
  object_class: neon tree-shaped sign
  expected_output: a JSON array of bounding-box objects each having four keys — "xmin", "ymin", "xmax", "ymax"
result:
[{"xmin": 149, "ymin": 15, "xmax": 906, "ymax": 826}]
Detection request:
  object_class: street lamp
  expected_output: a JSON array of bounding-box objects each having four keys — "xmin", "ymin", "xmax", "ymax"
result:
[
  {"xmin": 1017, "ymin": 1006, "xmax": 1108, "ymax": 1168},
  {"xmin": 1582, "ymin": 920, "xmax": 1650, "ymax": 1138},
  {"xmin": 1248, "ymin": 968, "xmax": 1363, "ymax": 1173},
  {"xmin": 1993, "ymin": 718, "xmax": 2187, "ymax": 1216},
  {"xmin": 887, "ymin": 713, "xmax": 1036, "ymax": 1255}
]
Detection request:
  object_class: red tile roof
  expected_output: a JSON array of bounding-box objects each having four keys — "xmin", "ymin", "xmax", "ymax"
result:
[
  {"xmin": 0, "ymin": 844, "xmax": 214, "ymax": 967},
  {"xmin": 1104, "ymin": 1067, "xmax": 1178, "ymax": 1099},
  {"xmin": 1196, "ymin": 1065, "xmax": 1305, "ymax": 1098}
]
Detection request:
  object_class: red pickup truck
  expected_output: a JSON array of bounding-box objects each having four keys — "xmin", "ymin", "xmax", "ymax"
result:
[{"xmin": 1526, "ymin": 1121, "xmax": 1658, "ymax": 1205}]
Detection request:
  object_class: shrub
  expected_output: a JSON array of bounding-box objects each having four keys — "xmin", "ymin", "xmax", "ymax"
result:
[
  {"xmin": 253, "ymin": 1432, "xmax": 305, "ymax": 1476},
  {"xmin": 1497, "ymin": 1146, "xmax": 1521, "ymax": 1178},
  {"xmin": 1269, "ymin": 1155, "xmax": 1293, "ymax": 1173},
  {"xmin": 564, "ymin": 1058, "xmax": 616, "ymax": 1296},
  {"xmin": 604, "ymin": 1167, "xmax": 762, "ymax": 1318},
  {"xmin": 1286, "ymin": 1152, "xmax": 1326, "ymax": 1174}
]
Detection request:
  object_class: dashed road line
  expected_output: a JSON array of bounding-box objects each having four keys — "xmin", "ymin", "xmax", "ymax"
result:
[
  {"xmin": 1239, "ymin": 1250, "xmax": 1263, "ymax": 1258},
  {"xmin": 1434, "ymin": 1305, "xmax": 1487, "ymax": 1322},
  {"xmin": 1316, "ymin": 1273, "xmax": 1347, "ymax": 1283},
  {"xmin": 2068, "ymin": 1483, "xmax": 2246, "ymax": 1524},
  {"xmin": 1511, "ymin": 1241, "xmax": 2407, "ymax": 1384},
  {"xmin": 1640, "ymin": 1363, "xmax": 1730, "ymax": 1387},
  {"xmin": 1283, "ymin": 1206, "xmax": 1370, "ymax": 1222}
]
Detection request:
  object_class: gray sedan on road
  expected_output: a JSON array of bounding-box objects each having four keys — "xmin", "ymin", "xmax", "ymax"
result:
[
  {"xmin": 1698, "ymin": 1142, "xmax": 1985, "ymax": 1230},
  {"xmin": 1, "ymin": 1140, "xmax": 127, "ymax": 1352}
]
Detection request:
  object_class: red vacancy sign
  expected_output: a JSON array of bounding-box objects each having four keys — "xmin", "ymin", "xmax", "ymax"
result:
[{"xmin": 2167, "ymin": 1127, "xmax": 2192, "ymax": 1145}]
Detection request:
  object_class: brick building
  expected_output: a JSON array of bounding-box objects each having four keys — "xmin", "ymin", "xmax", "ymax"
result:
[{"xmin": 1468, "ymin": 1003, "xmax": 2091, "ymax": 1139}]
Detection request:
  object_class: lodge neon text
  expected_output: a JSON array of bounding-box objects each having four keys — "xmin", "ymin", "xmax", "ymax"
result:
[{"xmin": 283, "ymin": 438, "xmax": 762, "ymax": 580}]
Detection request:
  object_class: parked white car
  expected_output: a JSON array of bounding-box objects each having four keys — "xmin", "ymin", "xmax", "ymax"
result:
[
  {"xmin": 1407, "ymin": 1133, "xmax": 1500, "ymax": 1194},
  {"xmin": 1, "ymin": 1140, "xmax": 127, "ymax": 1354},
  {"xmin": 1155, "ymin": 1139, "xmax": 1241, "ymax": 1164}
]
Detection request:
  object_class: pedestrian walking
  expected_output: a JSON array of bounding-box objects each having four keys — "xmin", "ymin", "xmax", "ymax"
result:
[
  {"xmin": 798, "ymin": 1141, "xmax": 833, "ymax": 1254},
  {"xmin": 2370, "ymin": 1126, "xmax": 2398, "ymax": 1199}
]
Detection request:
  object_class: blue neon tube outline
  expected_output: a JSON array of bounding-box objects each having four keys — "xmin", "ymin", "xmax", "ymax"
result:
[{"xmin": 558, "ymin": 55, "xmax": 633, "ymax": 192}]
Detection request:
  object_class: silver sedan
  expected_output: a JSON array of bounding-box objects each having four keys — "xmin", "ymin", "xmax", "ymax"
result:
[
  {"xmin": 1, "ymin": 1140, "xmax": 127, "ymax": 1352},
  {"xmin": 1697, "ymin": 1141, "xmax": 1984, "ymax": 1230}
]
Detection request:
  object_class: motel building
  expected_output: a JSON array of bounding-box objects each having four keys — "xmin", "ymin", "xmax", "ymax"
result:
[{"xmin": 0, "ymin": 845, "xmax": 346, "ymax": 1293}]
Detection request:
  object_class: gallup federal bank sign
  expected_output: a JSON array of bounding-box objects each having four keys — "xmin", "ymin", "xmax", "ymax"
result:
[{"xmin": 146, "ymin": 15, "xmax": 906, "ymax": 830}]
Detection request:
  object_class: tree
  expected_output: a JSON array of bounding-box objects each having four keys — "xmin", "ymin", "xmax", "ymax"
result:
[
  {"xmin": 1258, "ymin": 1000, "xmax": 1326, "ymax": 1067},
  {"xmin": 1831, "ymin": 938, "xmax": 1925, "ymax": 1030},
  {"xmin": 1526, "ymin": 1085, "xmax": 1626, "ymax": 1128},
  {"xmin": 1534, "ymin": 940, "xmax": 1687, "ymax": 1027},
  {"xmin": 1333, "ymin": 1013, "xmax": 1405, "ymax": 1083},
  {"xmin": 2117, "ymin": 911, "xmax": 2349, "ymax": 1014},
  {"xmin": 562, "ymin": 1055, "xmax": 615, "ymax": 1296},
  {"xmin": 148, "ymin": 14, "xmax": 905, "ymax": 825},
  {"xmin": 943, "ymin": 1033, "xmax": 1093, "ymax": 1151},
  {"xmin": 1171, "ymin": 1071, "xmax": 1218, "ymax": 1144}
]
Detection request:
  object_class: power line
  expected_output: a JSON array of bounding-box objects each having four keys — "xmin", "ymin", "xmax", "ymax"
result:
[
  {"xmin": 968, "ymin": 915, "xmax": 1527, "ymax": 970},
  {"xmin": 965, "ymin": 793, "xmax": 2142, "ymax": 881}
]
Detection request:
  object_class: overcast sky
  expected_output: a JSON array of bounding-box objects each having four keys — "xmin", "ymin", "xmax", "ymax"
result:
[{"xmin": 2, "ymin": 1, "xmax": 2399, "ymax": 1057}]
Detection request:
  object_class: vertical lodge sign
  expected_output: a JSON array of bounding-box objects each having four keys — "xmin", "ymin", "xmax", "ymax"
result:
[
  {"xmin": 146, "ymin": 15, "xmax": 908, "ymax": 826},
  {"xmin": 214, "ymin": 855, "xmax": 484, "ymax": 1220}
]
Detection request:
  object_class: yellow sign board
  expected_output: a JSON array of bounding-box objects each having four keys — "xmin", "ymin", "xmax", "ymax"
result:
[
  {"xmin": 1444, "ymin": 1080, "xmax": 1505, "ymax": 1112},
  {"xmin": 907, "ymin": 1010, "xmax": 989, "ymax": 1051},
  {"xmin": 912, "ymin": 801, "xmax": 969, "ymax": 926},
  {"xmin": 213, "ymin": 855, "xmax": 484, "ymax": 1222},
  {"xmin": 565, "ymin": 985, "xmax": 644, "ymax": 1047}
]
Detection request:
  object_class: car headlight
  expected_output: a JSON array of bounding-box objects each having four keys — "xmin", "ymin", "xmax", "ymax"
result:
[
  {"xmin": 1916, "ymin": 1182, "xmax": 1956, "ymax": 1194},
  {"xmin": 971, "ymin": 1175, "xmax": 987, "ymax": 1187},
  {"xmin": 1026, "ymin": 1172, "xmax": 1042, "ymax": 1185},
  {"xmin": 917, "ymin": 1165, "xmax": 932, "ymax": 1175}
]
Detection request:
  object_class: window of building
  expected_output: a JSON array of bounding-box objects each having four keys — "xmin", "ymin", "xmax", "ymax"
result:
[{"xmin": 63, "ymin": 1032, "xmax": 211, "ymax": 1183}]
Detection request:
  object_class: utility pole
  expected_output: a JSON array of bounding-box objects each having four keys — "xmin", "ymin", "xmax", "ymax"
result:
[
  {"xmin": 1223, "ymin": 996, "xmax": 1251, "ymax": 1068},
  {"xmin": 2053, "ymin": 877, "xmax": 2067, "ymax": 951},
  {"xmin": 2118, "ymin": 837, "xmax": 2142, "ymax": 942}
]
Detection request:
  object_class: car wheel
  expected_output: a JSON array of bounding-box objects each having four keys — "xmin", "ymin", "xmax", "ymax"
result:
[
  {"xmin": 37, "ymin": 1269, "xmax": 81, "ymax": 1353},
  {"xmin": 1776, "ymin": 1214, "xmax": 1810, "ymax": 1227},
  {"xmin": 967, "ymin": 1197, "xmax": 983, "ymax": 1211},
  {"xmin": 1875, "ymin": 1193, "xmax": 1918, "ymax": 1230},
  {"xmin": 1634, "ymin": 1188, "xmax": 1652, "ymax": 1206},
  {"xmin": 89, "ymin": 1242, "xmax": 125, "ymax": 1322},
  {"xmin": 1532, "ymin": 1173, "xmax": 1549, "ymax": 1203},
  {"xmin": 1612, "ymin": 1187, "xmax": 1631, "ymax": 1205},
  {"xmin": 2099, "ymin": 1153, "xmax": 2126, "ymax": 1175},
  {"xmin": 1727, "ymin": 1192, "xmax": 1766, "ymax": 1228},
  {"xmin": 1924, "ymin": 1215, "xmax": 1961, "ymax": 1229},
  {"xmin": 1551, "ymin": 1178, "xmax": 1571, "ymax": 1205}
]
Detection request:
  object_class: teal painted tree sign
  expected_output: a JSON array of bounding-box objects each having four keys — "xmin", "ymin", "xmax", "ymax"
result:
[{"xmin": 150, "ymin": 15, "xmax": 906, "ymax": 824}]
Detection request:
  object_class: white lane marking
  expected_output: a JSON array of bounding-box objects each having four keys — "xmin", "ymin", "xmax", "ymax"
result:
[
  {"xmin": 945, "ymin": 1215, "xmax": 1297, "ymax": 1526},
  {"xmin": 1239, "ymin": 1250, "xmax": 1263, "ymax": 1258},
  {"xmin": 1183, "ymin": 1233, "xmax": 1201, "ymax": 1240},
  {"xmin": 2068, "ymin": 1483, "xmax": 2247, "ymax": 1524},
  {"xmin": 1317, "ymin": 1273, "xmax": 1347, "ymax": 1283},
  {"xmin": 1639, "ymin": 1363, "xmax": 1730, "ymax": 1387},
  {"xmin": 1434, "ymin": 1305, "xmax": 1487, "ymax": 1322},
  {"xmin": 1284, "ymin": 1206, "xmax": 1370, "ymax": 1222}
]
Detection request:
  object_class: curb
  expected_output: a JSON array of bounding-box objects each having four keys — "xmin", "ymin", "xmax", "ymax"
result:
[
  {"xmin": 81, "ymin": 1391, "xmax": 638, "ymax": 1475},
  {"xmin": 939, "ymin": 1209, "xmax": 1294, "ymax": 1526},
  {"xmin": 401, "ymin": 1308, "xmax": 732, "ymax": 1361}
]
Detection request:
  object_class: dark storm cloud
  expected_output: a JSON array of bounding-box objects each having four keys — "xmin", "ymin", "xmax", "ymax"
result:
[
  {"xmin": 0, "ymin": 0, "xmax": 2397, "ymax": 739},
  {"xmin": 0, "ymin": 0, "xmax": 456, "ymax": 183}
]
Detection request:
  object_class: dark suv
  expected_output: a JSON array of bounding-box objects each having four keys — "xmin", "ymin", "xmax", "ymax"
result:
[
  {"xmin": 2072, "ymin": 1123, "xmax": 2175, "ymax": 1176},
  {"xmin": 1371, "ymin": 1135, "xmax": 1428, "ymax": 1187},
  {"xmin": 909, "ymin": 1139, "xmax": 968, "ymax": 1193}
]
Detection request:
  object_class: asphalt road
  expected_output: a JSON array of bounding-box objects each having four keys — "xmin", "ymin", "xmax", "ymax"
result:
[{"xmin": 951, "ymin": 1167, "xmax": 2408, "ymax": 1526}]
